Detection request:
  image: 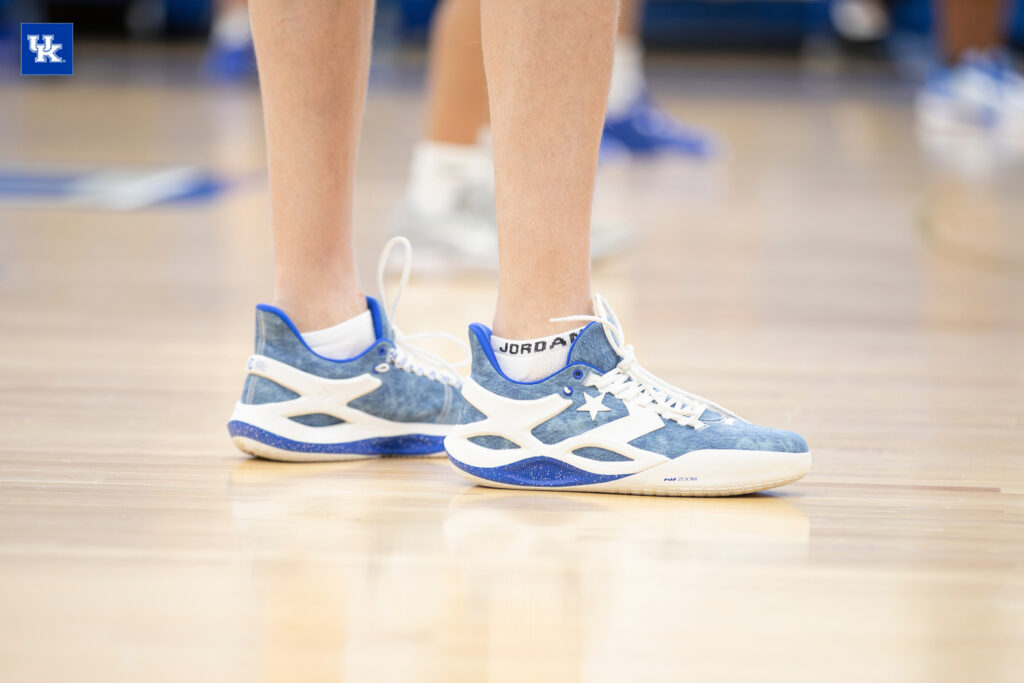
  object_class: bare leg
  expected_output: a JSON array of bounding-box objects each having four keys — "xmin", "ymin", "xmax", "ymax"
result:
[
  {"xmin": 618, "ymin": 0, "xmax": 642, "ymax": 38},
  {"xmin": 483, "ymin": 0, "xmax": 619, "ymax": 339},
  {"xmin": 249, "ymin": 0, "xmax": 373, "ymax": 332},
  {"xmin": 937, "ymin": 0, "xmax": 1006, "ymax": 61},
  {"xmin": 424, "ymin": 0, "xmax": 489, "ymax": 145},
  {"xmin": 423, "ymin": 0, "xmax": 638, "ymax": 145}
]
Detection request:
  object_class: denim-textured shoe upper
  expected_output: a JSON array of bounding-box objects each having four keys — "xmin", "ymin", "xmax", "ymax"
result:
[
  {"xmin": 241, "ymin": 296, "xmax": 463, "ymax": 424},
  {"xmin": 462, "ymin": 322, "xmax": 807, "ymax": 457}
]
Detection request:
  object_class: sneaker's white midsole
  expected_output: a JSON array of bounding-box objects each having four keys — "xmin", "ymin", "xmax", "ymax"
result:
[{"xmin": 445, "ymin": 435, "xmax": 811, "ymax": 490}]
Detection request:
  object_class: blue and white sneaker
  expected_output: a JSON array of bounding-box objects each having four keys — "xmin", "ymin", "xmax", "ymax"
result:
[
  {"xmin": 444, "ymin": 295, "xmax": 810, "ymax": 496},
  {"xmin": 228, "ymin": 238, "xmax": 467, "ymax": 462},
  {"xmin": 917, "ymin": 50, "xmax": 1024, "ymax": 137},
  {"xmin": 602, "ymin": 93, "xmax": 716, "ymax": 159}
]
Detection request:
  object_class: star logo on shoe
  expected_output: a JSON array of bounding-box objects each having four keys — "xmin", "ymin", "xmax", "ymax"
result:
[{"xmin": 577, "ymin": 391, "xmax": 611, "ymax": 420}]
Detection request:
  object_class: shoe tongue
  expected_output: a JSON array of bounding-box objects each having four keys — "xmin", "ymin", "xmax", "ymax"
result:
[
  {"xmin": 365, "ymin": 296, "xmax": 391, "ymax": 340},
  {"xmin": 566, "ymin": 322, "xmax": 621, "ymax": 373}
]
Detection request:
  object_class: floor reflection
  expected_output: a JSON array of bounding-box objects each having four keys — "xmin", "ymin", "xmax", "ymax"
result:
[
  {"xmin": 228, "ymin": 457, "xmax": 810, "ymax": 681},
  {"xmin": 443, "ymin": 488, "xmax": 810, "ymax": 681}
]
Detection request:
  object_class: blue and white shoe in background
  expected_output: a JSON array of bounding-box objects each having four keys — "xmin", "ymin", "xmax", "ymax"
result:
[
  {"xmin": 228, "ymin": 238, "xmax": 467, "ymax": 462},
  {"xmin": 203, "ymin": 41, "xmax": 256, "ymax": 82},
  {"xmin": 202, "ymin": 6, "xmax": 256, "ymax": 82},
  {"xmin": 445, "ymin": 295, "xmax": 810, "ymax": 496},
  {"xmin": 601, "ymin": 93, "xmax": 716, "ymax": 159},
  {"xmin": 916, "ymin": 50, "xmax": 1024, "ymax": 137}
]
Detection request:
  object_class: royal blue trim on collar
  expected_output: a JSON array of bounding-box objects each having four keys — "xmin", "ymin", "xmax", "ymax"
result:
[{"xmin": 255, "ymin": 298, "xmax": 388, "ymax": 363}]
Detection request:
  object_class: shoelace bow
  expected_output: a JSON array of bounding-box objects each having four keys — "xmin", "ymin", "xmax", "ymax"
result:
[
  {"xmin": 376, "ymin": 236, "xmax": 468, "ymax": 387},
  {"xmin": 552, "ymin": 294, "xmax": 744, "ymax": 430}
]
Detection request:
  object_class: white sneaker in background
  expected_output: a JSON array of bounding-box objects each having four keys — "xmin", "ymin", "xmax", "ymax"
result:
[
  {"xmin": 394, "ymin": 141, "xmax": 632, "ymax": 273},
  {"xmin": 916, "ymin": 50, "xmax": 1024, "ymax": 138}
]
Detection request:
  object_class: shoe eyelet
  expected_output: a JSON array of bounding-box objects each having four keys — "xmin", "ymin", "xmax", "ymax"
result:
[
  {"xmin": 572, "ymin": 369, "xmax": 584, "ymax": 380},
  {"xmin": 563, "ymin": 386, "xmax": 573, "ymax": 396},
  {"xmin": 374, "ymin": 363, "xmax": 390, "ymax": 373},
  {"xmin": 378, "ymin": 347, "xmax": 386, "ymax": 355}
]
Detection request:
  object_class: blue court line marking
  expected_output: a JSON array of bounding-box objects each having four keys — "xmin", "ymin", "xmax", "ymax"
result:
[{"xmin": 0, "ymin": 165, "xmax": 239, "ymax": 206}]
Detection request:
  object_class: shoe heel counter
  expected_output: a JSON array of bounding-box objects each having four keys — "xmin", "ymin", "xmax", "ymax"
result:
[
  {"xmin": 250, "ymin": 304, "xmax": 379, "ymax": 380},
  {"xmin": 254, "ymin": 304, "xmax": 308, "ymax": 362},
  {"xmin": 467, "ymin": 323, "xmax": 507, "ymax": 391},
  {"xmin": 238, "ymin": 306, "xmax": 306, "ymax": 405}
]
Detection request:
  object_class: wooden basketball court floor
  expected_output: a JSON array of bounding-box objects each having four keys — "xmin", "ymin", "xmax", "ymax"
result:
[{"xmin": 1, "ymin": 47, "xmax": 1022, "ymax": 682}]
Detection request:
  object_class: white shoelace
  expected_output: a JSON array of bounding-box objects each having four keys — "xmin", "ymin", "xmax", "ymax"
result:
[
  {"xmin": 376, "ymin": 236, "xmax": 468, "ymax": 387},
  {"xmin": 552, "ymin": 294, "xmax": 744, "ymax": 430}
]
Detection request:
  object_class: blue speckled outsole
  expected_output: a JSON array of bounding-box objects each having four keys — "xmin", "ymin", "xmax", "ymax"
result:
[
  {"xmin": 446, "ymin": 452, "xmax": 629, "ymax": 488},
  {"xmin": 228, "ymin": 421, "xmax": 445, "ymax": 457}
]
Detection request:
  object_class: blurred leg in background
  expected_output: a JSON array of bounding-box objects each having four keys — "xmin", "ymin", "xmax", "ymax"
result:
[
  {"xmin": 397, "ymin": 0, "xmax": 498, "ymax": 267},
  {"xmin": 396, "ymin": 0, "xmax": 711, "ymax": 269},
  {"xmin": 939, "ymin": 0, "xmax": 1005, "ymax": 61},
  {"xmin": 917, "ymin": 0, "xmax": 1023, "ymax": 137},
  {"xmin": 423, "ymin": 0, "xmax": 490, "ymax": 147}
]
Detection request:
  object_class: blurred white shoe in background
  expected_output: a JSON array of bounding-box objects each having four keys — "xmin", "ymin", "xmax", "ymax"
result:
[
  {"xmin": 394, "ymin": 139, "xmax": 631, "ymax": 273},
  {"xmin": 916, "ymin": 50, "xmax": 1024, "ymax": 138}
]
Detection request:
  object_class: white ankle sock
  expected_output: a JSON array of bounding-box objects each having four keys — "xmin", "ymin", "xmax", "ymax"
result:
[
  {"xmin": 301, "ymin": 310, "xmax": 376, "ymax": 360},
  {"xmin": 607, "ymin": 36, "xmax": 647, "ymax": 118},
  {"xmin": 406, "ymin": 141, "xmax": 492, "ymax": 215},
  {"xmin": 491, "ymin": 327, "xmax": 586, "ymax": 382}
]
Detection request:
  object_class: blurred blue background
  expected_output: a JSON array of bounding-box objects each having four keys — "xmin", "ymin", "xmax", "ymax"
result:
[{"xmin": 2, "ymin": 0, "xmax": 1023, "ymax": 49}]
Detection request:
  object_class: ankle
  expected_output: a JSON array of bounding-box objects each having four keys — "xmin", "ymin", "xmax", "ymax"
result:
[
  {"xmin": 272, "ymin": 291, "xmax": 367, "ymax": 333},
  {"xmin": 492, "ymin": 292, "xmax": 592, "ymax": 340}
]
